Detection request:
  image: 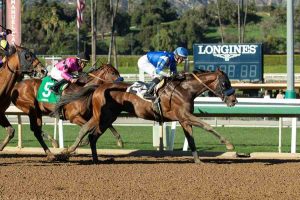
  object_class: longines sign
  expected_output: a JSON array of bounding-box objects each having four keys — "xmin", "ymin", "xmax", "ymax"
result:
[{"xmin": 193, "ymin": 43, "xmax": 263, "ymax": 82}]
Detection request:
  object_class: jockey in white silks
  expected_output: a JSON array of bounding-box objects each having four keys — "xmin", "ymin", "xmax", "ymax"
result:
[{"xmin": 138, "ymin": 47, "xmax": 188, "ymax": 100}]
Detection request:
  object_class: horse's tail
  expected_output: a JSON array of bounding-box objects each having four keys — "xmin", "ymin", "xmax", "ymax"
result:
[{"xmin": 51, "ymin": 85, "xmax": 98, "ymax": 118}]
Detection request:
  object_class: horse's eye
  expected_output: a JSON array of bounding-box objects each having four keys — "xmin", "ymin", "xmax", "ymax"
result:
[{"xmin": 25, "ymin": 54, "xmax": 31, "ymax": 60}]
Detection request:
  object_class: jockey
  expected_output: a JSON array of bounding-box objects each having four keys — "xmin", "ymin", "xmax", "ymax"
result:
[
  {"xmin": 50, "ymin": 51, "xmax": 90, "ymax": 94},
  {"xmin": 138, "ymin": 47, "xmax": 188, "ymax": 100},
  {"xmin": 0, "ymin": 29, "xmax": 12, "ymax": 68}
]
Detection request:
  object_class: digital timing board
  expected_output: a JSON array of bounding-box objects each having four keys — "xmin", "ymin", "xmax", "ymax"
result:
[{"xmin": 193, "ymin": 43, "xmax": 263, "ymax": 82}]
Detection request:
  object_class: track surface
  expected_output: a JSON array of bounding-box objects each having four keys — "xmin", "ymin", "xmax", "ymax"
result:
[{"xmin": 1, "ymin": 154, "xmax": 300, "ymax": 200}]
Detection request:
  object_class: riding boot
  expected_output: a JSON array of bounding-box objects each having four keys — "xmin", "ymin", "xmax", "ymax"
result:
[
  {"xmin": 144, "ymin": 77, "xmax": 161, "ymax": 100},
  {"xmin": 50, "ymin": 79, "xmax": 68, "ymax": 95}
]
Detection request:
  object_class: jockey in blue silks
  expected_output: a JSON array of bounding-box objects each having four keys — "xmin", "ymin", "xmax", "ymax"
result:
[{"xmin": 138, "ymin": 47, "xmax": 188, "ymax": 100}]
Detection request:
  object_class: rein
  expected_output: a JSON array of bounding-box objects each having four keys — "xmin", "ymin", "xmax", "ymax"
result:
[
  {"xmin": 191, "ymin": 73, "xmax": 222, "ymax": 98},
  {"xmin": 87, "ymin": 66, "xmax": 119, "ymax": 83},
  {"xmin": 88, "ymin": 72, "xmax": 109, "ymax": 82}
]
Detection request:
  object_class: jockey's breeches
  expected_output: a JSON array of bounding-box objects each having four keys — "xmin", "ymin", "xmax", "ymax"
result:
[
  {"xmin": 50, "ymin": 67, "xmax": 65, "ymax": 81},
  {"xmin": 138, "ymin": 55, "xmax": 159, "ymax": 78}
]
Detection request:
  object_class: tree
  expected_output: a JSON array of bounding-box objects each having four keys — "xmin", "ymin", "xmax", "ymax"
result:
[
  {"xmin": 151, "ymin": 28, "xmax": 177, "ymax": 51},
  {"xmin": 108, "ymin": 0, "xmax": 119, "ymax": 67},
  {"xmin": 216, "ymin": 0, "xmax": 224, "ymax": 43},
  {"xmin": 175, "ymin": 8, "xmax": 208, "ymax": 50},
  {"xmin": 22, "ymin": 1, "xmax": 80, "ymax": 54},
  {"xmin": 97, "ymin": 1, "xmax": 110, "ymax": 40},
  {"xmin": 130, "ymin": 0, "xmax": 177, "ymax": 52}
]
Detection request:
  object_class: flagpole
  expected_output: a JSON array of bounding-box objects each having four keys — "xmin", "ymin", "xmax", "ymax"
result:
[
  {"xmin": 77, "ymin": 26, "xmax": 80, "ymax": 54},
  {"xmin": 76, "ymin": 0, "xmax": 85, "ymax": 55},
  {"xmin": 77, "ymin": 0, "xmax": 80, "ymax": 54}
]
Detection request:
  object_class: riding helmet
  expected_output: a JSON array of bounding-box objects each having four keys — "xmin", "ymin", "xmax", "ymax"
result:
[
  {"xmin": 76, "ymin": 51, "xmax": 90, "ymax": 62},
  {"xmin": 174, "ymin": 47, "xmax": 188, "ymax": 58}
]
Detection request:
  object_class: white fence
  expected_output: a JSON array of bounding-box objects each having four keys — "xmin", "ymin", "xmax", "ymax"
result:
[{"xmin": 5, "ymin": 97, "xmax": 300, "ymax": 153}]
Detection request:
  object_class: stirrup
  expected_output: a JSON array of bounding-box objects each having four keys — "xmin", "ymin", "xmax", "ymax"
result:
[
  {"xmin": 50, "ymin": 86, "xmax": 59, "ymax": 95},
  {"xmin": 143, "ymin": 93, "xmax": 156, "ymax": 100}
]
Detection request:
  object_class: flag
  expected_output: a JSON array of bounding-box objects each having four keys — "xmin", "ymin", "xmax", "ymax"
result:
[{"xmin": 77, "ymin": 0, "xmax": 85, "ymax": 29}]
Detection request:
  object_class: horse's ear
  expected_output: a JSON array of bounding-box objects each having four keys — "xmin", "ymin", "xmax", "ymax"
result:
[{"xmin": 216, "ymin": 67, "xmax": 223, "ymax": 74}]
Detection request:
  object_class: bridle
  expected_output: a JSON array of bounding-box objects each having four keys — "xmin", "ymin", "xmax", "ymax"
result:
[
  {"xmin": 22, "ymin": 52, "xmax": 43, "ymax": 74},
  {"xmin": 6, "ymin": 48, "xmax": 42, "ymax": 74},
  {"xmin": 87, "ymin": 65, "xmax": 123, "ymax": 83},
  {"xmin": 191, "ymin": 72, "xmax": 235, "ymax": 100}
]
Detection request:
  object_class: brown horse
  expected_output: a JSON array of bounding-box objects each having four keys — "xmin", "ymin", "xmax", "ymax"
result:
[
  {"xmin": 0, "ymin": 45, "xmax": 47, "ymax": 151},
  {"xmin": 54, "ymin": 68, "xmax": 237, "ymax": 163},
  {"xmin": 10, "ymin": 63, "xmax": 124, "ymax": 160}
]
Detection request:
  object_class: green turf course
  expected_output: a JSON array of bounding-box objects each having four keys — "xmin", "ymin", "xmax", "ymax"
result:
[{"xmin": 1, "ymin": 124, "xmax": 300, "ymax": 154}]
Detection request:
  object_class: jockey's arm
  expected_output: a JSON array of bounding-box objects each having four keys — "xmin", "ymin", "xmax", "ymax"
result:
[
  {"xmin": 61, "ymin": 58, "xmax": 81, "ymax": 82},
  {"xmin": 156, "ymin": 56, "xmax": 170, "ymax": 77},
  {"xmin": 61, "ymin": 72, "xmax": 73, "ymax": 81},
  {"xmin": 60, "ymin": 59, "xmax": 74, "ymax": 81},
  {"xmin": 170, "ymin": 62, "xmax": 177, "ymax": 75}
]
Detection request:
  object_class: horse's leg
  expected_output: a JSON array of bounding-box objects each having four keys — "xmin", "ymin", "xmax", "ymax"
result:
[
  {"xmin": 178, "ymin": 121, "xmax": 201, "ymax": 163},
  {"xmin": 77, "ymin": 125, "xmax": 123, "ymax": 148},
  {"xmin": 41, "ymin": 131, "xmax": 59, "ymax": 148},
  {"xmin": 182, "ymin": 113, "xmax": 234, "ymax": 150},
  {"xmin": 69, "ymin": 115, "xmax": 90, "ymax": 147},
  {"xmin": 88, "ymin": 133, "xmax": 102, "ymax": 163},
  {"xmin": 71, "ymin": 115, "xmax": 123, "ymax": 148},
  {"xmin": 0, "ymin": 114, "xmax": 15, "ymax": 151},
  {"xmin": 108, "ymin": 125, "xmax": 124, "ymax": 148},
  {"xmin": 62, "ymin": 117, "xmax": 98, "ymax": 155},
  {"xmin": 78, "ymin": 136, "xmax": 90, "ymax": 147},
  {"xmin": 28, "ymin": 113, "xmax": 55, "ymax": 161}
]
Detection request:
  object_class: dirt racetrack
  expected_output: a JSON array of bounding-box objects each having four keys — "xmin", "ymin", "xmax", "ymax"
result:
[{"xmin": 1, "ymin": 152, "xmax": 300, "ymax": 200}]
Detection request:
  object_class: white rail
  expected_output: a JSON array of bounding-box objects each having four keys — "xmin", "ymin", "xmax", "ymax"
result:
[{"xmin": 5, "ymin": 96, "xmax": 300, "ymax": 153}]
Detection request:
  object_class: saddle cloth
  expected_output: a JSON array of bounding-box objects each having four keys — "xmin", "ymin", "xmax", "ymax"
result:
[
  {"xmin": 37, "ymin": 76, "xmax": 63, "ymax": 103},
  {"xmin": 126, "ymin": 79, "xmax": 165, "ymax": 100},
  {"xmin": 126, "ymin": 81, "xmax": 148, "ymax": 99}
]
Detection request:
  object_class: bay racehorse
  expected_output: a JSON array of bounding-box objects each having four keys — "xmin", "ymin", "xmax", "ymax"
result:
[
  {"xmin": 0, "ymin": 45, "xmax": 47, "ymax": 151},
  {"xmin": 54, "ymin": 68, "xmax": 237, "ymax": 163},
  {"xmin": 10, "ymin": 63, "xmax": 124, "ymax": 161}
]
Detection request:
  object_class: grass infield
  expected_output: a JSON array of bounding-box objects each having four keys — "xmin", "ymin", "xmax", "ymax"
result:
[{"xmin": 1, "ymin": 125, "xmax": 300, "ymax": 154}]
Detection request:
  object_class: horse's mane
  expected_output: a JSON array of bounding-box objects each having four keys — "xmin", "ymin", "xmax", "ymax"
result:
[
  {"xmin": 163, "ymin": 69, "xmax": 210, "ymax": 82},
  {"xmin": 15, "ymin": 45, "xmax": 30, "ymax": 52},
  {"xmin": 192, "ymin": 69, "xmax": 210, "ymax": 73},
  {"xmin": 76, "ymin": 65, "xmax": 106, "ymax": 84}
]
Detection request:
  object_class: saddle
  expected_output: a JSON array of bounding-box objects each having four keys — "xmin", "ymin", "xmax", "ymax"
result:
[{"xmin": 126, "ymin": 79, "xmax": 166, "ymax": 100}]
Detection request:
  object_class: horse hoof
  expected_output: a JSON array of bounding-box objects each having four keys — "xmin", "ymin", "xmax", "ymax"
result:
[
  {"xmin": 92, "ymin": 159, "xmax": 100, "ymax": 164},
  {"xmin": 226, "ymin": 143, "xmax": 235, "ymax": 151},
  {"xmin": 194, "ymin": 158, "xmax": 203, "ymax": 164},
  {"xmin": 60, "ymin": 148, "xmax": 69, "ymax": 154},
  {"xmin": 51, "ymin": 140, "xmax": 59, "ymax": 148},
  {"xmin": 117, "ymin": 140, "xmax": 124, "ymax": 148},
  {"xmin": 46, "ymin": 154, "xmax": 56, "ymax": 161},
  {"xmin": 55, "ymin": 153, "xmax": 70, "ymax": 162}
]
